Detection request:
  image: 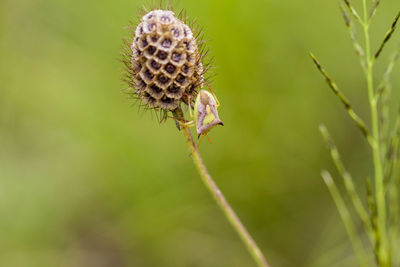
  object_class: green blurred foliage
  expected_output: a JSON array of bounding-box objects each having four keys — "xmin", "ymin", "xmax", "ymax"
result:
[{"xmin": 0, "ymin": 0, "xmax": 399, "ymax": 266}]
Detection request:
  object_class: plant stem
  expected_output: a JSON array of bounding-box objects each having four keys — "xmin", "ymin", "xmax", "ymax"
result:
[
  {"xmin": 362, "ymin": 0, "xmax": 390, "ymax": 265},
  {"xmin": 321, "ymin": 171, "xmax": 368, "ymax": 267},
  {"xmin": 175, "ymin": 109, "xmax": 269, "ymax": 267}
]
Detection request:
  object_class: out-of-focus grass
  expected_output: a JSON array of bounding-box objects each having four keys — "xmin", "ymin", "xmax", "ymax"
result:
[{"xmin": 0, "ymin": 0, "xmax": 399, "ymax": 266}]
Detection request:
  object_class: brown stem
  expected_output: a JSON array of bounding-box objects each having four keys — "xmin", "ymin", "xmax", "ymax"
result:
[{"xmin": 174, "ymin": 108, "xmax": 270, "ymax": 267}]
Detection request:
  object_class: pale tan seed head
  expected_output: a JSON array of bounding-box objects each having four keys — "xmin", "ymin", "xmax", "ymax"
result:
[{"xmin": 127, "ymin": 9, "xmax": 205, "ymax": 112}]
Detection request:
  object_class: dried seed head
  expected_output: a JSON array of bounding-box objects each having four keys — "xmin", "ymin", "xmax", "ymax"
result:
[{"xmin": 124, "ymin": 9, "xmax": 206, "ymax": 115}]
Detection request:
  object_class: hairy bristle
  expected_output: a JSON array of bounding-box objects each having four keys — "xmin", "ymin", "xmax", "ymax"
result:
[{"xmin": 122, "ymin": 6, "xmax": 213, "ymax": 118}]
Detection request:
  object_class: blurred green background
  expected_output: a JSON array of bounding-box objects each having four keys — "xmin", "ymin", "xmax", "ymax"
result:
[{"xmin": 1, "ymin": 0, "xmax": 399, "ymax": 266}]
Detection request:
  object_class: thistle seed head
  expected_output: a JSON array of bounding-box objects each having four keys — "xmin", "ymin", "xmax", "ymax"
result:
[{"xmin": 124, "ymin": 9, "xmax": 206, "ymax": 116}]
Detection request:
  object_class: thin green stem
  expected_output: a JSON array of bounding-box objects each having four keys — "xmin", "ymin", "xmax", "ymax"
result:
[
  {"xmin": 389, "ymin": 184, "xmax": 399, "ymax": 266},
  {"xmin": 362, "ymin": 1, "xmax": 390, "ymax": 265},
  {"xmin": 388, "ymin": 111, "xmax": 400, "ymax": 265},
  {"xmin": 321, "ymin": 171, "xmax": 368, "ymax": 267},
  {"xmin": 175, "ymin": 109, "xmax": 270, "ymax": 267},
  {"xmin": 319, "ymin": 125, "xmax": 374, "ymax": 243}
]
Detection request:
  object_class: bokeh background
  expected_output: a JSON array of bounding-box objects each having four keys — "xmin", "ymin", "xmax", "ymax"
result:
[{"xmin": 1, "ymin": 0, "xmax": 399, "ymax": 266}]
